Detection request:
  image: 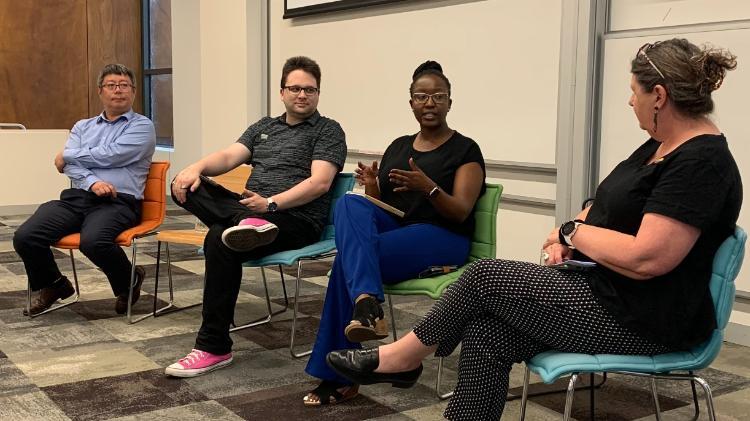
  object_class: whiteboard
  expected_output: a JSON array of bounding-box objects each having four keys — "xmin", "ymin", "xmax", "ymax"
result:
[
  {"xmin": 599, "ymin": 29, "xmax": 750, "ymax": 290},
  {"xmin": 609, "ymin": 0, "xmax": 750, "ymax": 32}
]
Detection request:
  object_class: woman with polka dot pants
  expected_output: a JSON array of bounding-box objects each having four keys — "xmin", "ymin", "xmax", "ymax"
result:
[{"xmin": 325, "ymin": 38, "xmax": 743, "ymax": 420}]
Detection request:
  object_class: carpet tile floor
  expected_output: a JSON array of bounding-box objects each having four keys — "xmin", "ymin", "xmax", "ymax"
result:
[{"xmin": 1, "ymin": 207, "xmax": 749, "ymax": 420}]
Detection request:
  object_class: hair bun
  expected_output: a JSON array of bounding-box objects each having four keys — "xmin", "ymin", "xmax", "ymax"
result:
[
  {"xmin": 413, "ymin": 60, "xmax": 443, "ymax": 80},
  {"xmin": 695, "ymin": 47, "xmax": 737, "ymax": 92}
]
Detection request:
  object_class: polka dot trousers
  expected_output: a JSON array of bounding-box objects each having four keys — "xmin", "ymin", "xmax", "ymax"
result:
[{"xmin": 412, "ymin": 259, "xmax": 671, "ymax": 420}]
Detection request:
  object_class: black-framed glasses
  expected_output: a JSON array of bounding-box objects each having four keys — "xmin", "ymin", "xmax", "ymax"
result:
[
  {"xmin": 101, "ymin": 82, "xmax": 134, "ymax": 91},
  {"xmin": 637, "ymin": 42, "xmax": 665, "ymax": 79},
  {"xmin": 411, "ymin": 92, "xmax": 450, "ymax": 104},
  {"xmin": 284, "ymin": 85, "xmax": 319, "ymax": 95}
]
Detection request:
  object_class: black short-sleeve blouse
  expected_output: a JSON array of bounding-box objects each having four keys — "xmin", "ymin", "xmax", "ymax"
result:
[
  {"xmin": 578, "ymin": 134, "xmax": 742, "ymax": 349},
  {"xmin": 378, "ymin": 131, "xmax": 486, "ymax": 237}
]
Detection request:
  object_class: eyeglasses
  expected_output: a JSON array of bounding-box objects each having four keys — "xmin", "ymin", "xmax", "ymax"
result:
[
  {"xmin": 411, "ymin": 92, "xmax": 450, "ymax": 104},
  {"xmin": 101, "ymin": 82, "xmax": 134, "ymax": 91},
  {"xmin": 637, "ymin": 43, "xmax": 665, "ymax": 79},
  {"xmin": 284, "ymin": 85, "xmax": 319, "ymax": 95}
]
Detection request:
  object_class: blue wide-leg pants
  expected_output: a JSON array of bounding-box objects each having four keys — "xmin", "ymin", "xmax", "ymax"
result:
[{"xmin": 305, "ymin": 194, "xmax": 470, "ymax": 384}]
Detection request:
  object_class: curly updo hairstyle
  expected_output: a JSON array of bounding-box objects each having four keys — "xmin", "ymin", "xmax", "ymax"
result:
[
  {"xmin": 410, "ymin": 60, "xmax": 451, "ymax": 96},
  {"xmin": 631, "ymin": 38, "xmax": 737, "ymax": 118}
]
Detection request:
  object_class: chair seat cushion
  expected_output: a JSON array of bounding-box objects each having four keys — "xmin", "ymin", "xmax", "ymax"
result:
[
  {"xmin": 383, "ymin": 266, "xmax": 467, "ymax": 300},
  {"xmin": 528, "ymin": 330, "xmax": 723, "ymax": 384},
  {"xmin": 54, "ymin": 226, "xmax": 155, "ymax": 249},
  {"xmin": 243, "ymin": 239, "xmax": 336, "ymax": 267}
]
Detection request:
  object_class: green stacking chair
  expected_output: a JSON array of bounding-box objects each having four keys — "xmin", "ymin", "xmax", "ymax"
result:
[{"xmin": 383, "ymin": 183, "xmax": 502, "ymax": 399}]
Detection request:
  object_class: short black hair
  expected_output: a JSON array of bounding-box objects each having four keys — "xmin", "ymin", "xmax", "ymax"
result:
[
  {"xmin": 98, "ymin": 64, "xmax": 136, "ymax": 88},
  {"xmin": 280, "ymin": 56, "xmax": 321, "ymax": 88},
  {"xmin": 410, "ymin": 60, "xmax": 451, "ymax": 95}
]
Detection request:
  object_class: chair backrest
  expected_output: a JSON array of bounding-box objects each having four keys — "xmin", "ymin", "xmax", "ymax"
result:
[
  {"xmin": 710, "ymin": 226, "xmax": 747, "ymax": 330},
  {"xmin": 137, "ymin": 161, "xmax": 170, "ymax": 233},
  {"xmin": 320, "ymin": 173, "xmax": 356, "ymax": 240},
  {"xmin": 468, "ymin": 184, "xmax": 503, "ymax": 261},
  {"xmin": 212, "ymin": 164, "xmax": 252, "ymax": 194}
]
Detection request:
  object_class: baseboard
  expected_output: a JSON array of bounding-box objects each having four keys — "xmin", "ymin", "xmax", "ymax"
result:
[
  {"xmin": 0, "ymin": 204, "xmax": 40, "ymax": 216},
  {"xmin": 725, "ymin": 321, "xmax": 750, "ymax": 347}
]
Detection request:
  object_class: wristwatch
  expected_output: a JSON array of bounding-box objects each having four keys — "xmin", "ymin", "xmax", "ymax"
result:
[
  {"xmin": 427, "ymin": 185, "xmax": 441, "ymax": 198},
  {"xmin": 266, "ymin": 197, "xmax": 278, "ymax": 213},
  {"xmin": 559, "ymin": 219, "xmax": 584, "ymax": 247}
]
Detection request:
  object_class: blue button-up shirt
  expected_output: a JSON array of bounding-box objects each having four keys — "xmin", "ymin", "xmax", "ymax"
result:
[{"xmin": 62, "ymin": 110, "xmax": 156, "ymax": 199}]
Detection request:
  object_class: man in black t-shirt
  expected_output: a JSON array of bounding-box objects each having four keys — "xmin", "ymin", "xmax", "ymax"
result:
[{"xmin": 165, "ymin": 56, "xmax": 346, "ymax": 378}]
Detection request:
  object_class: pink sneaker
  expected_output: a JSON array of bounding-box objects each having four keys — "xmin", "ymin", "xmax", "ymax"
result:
[
  {"xmin": 164, "ymin": 349, "xmax": 233, "ymax": 378},
  {"xmin": 221, "ymin": 217, "xmax": 279, "ymax": 252}
]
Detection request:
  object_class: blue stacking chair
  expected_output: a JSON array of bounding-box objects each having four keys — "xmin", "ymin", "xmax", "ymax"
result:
[
  {"xmin": 232, "ymin": 173, "xmax": 355, "ymax": 358},
  {"xmin": 519, "ymin": 226, "xmax": 746, "ymax": 421}
]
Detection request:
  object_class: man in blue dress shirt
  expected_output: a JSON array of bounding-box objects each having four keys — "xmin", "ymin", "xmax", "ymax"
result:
[{"xmin": 13, "ymin": 64, "xmax": 156, "ymax": 316}]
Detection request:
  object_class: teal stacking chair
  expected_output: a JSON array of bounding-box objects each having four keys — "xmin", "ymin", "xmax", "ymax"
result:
[
  {"xmin": 234, "ymin": 173, "xmax": 355, "ymax": 358},
  {"xmin": 383, "ymin": 183, "xmax": 502, "ymax": 399},
  {"xmin": 520, "ymin": 226, "xmax": 747, "ymax": 421}
]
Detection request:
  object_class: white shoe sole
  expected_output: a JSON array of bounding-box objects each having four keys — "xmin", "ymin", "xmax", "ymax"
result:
[
  {"xmin": 164, "ymin": 356, "xmax": 234, "ymax": 378},
  {"xmin": 221, "ymin": 224, "xmax": 279, "ymax": 252}
]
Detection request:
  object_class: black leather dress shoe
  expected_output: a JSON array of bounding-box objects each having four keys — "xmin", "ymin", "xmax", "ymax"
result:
[
  {"xmin": 326, "ymin": 348, "xmax": 422, "ymax": 388},
  {"xmin": 115, "ymin": 265, "xmax": 145, "ymax": 315}
]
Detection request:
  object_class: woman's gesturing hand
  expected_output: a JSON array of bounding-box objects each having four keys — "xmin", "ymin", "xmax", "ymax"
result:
[
  {"xmin": 355, "ymin": 161, "xmax": 379, "ymax": 187},
  {"xmin": 389, "ymin": 158, "xmax": 436, "ymax": 194}
]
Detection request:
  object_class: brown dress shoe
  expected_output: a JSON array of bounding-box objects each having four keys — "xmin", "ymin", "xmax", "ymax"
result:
[
  {"xmin": 23, "ymin": 277, "xmax": 75, "ymax": 316},
  {"xmin": 115, "ymin": 265, "xmax": 146, "ymax": 315}
]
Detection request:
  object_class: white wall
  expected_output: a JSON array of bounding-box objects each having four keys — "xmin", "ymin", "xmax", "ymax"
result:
[
  {"xmin": 169, "ymin": 0, "xmax": 266, "ymax": 181},
  {"xmin": 269, "ymin": 0, "xmax": 561, "ymax": 165},
  {"xmin": 0, "ymin": 130, "xmax": 70, "ymax": 211}
]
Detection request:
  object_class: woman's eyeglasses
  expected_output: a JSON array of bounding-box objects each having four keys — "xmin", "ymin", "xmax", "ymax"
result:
[
  {"xmin": 637, "ymin": 43, "xmax": 665, "ymax": 79},
  {"xmin": 411, "ymin": 92, "xmax": 450, "ymax": 104}
]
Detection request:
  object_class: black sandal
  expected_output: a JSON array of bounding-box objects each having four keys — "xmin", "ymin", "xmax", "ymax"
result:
[
  {"xmin": 302, "ymin": 380, "xmax": 359, "ymax": 407},
  {"xmin": 344, "ymin": 296, "xmax": 389, "ymax": 342}
]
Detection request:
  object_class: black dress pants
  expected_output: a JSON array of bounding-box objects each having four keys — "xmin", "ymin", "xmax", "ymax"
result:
[
  {"xmin": 172, "ymin": 181, "xmax": 319, "ymax": 355},
  {"xmin": 13, "ymin": 189, "xmax": 140, "ymax": 297}
]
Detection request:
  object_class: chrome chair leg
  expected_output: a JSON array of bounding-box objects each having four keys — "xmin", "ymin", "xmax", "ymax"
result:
[
  {"xmin": 231, "ymin": 266, "xmax": 276, "ymax": 332},
  {"xmin": 519, "ymin": 365, "xmax": 531, "ymax": 421},
  {"xmin": 436, "ymin": 357, "xmax": 454, "ymax": 400},
  {"xmin": 650, "ymin": 377, "xmax": 662, "ymax": 420},
  {"xmin": 693, "ymin": 376, "xmax": 716, "ymax": 421},
  {"xmin": 562, "ymin": 374, "xmax": 579, "ymax": 421},
  {"xmin": 290, "ymin": 260, "xmax": 312, "ymax": 358},
  {"xmin": 589, "ymin": 373, "xmax": 596, "ymax": 420},
  {"xmin": 689, "ymin": 372, "xmax": 701, "ymax": 421},
  {"xmin": 387, "ymin": 295, "xmax": 398, "ymax": 341},
  {"xmin": 508, "ymin": 372, "xmax": 607, "ymax": 402},
  {"xmin": 149, "ymin": 241, "xmax": 202, "ymax": 320},
  {"xmin": 126, "ymin": 240, "xmax": 138, "ymax": 323},
  {"xmin": 278, "ymin": 264, "xmax": 289, "ymax": 308},
  {"xmin": 152, "ymin": 240, "xmax": 162, "ymax": 315}
]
